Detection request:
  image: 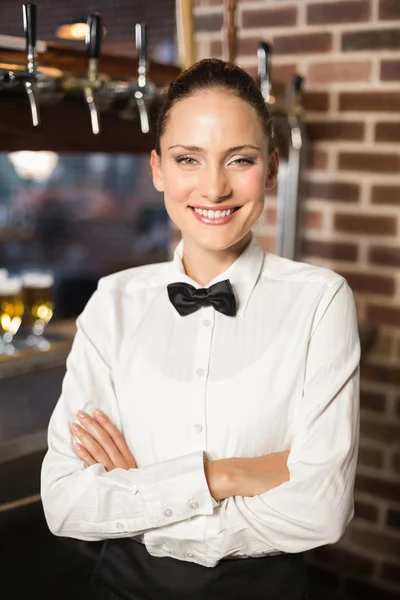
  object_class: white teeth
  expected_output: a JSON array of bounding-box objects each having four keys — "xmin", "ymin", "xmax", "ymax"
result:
[{"xmin": 193, "ymin": 207, "xmax": 235, "ymax": 218}]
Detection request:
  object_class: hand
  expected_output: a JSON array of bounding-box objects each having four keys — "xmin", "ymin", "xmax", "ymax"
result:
[
  {"xmin": 204, "ymin": 450, "xmax": 290, "ymax": 501},
  {"xmin": 70, "ymin": 409, "xmax": 137, "ymax": 472}
]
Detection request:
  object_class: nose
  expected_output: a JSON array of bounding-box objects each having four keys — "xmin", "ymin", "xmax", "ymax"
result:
[{"xmin": 199, "ymin": 165, "xmax": 232, "ymax": 203}]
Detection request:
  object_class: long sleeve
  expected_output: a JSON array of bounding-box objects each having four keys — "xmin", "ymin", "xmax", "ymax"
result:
[
  {"xmin": 214, "ymin": 279, "xmax": 360, "ymax": 556},
  {"xmin": 40, "ymin": 283, "xmax": 215, "ymax": 541}
]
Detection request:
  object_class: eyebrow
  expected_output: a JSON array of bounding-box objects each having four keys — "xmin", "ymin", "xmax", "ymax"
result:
[{"xmin": 168, "ymin": 144, "xmax": 262, "ymax": 153}]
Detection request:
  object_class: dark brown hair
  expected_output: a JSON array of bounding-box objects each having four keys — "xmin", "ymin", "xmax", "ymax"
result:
[{"xmin": 155, "ymin": 58, "xmax": 275, "ymax": 156}]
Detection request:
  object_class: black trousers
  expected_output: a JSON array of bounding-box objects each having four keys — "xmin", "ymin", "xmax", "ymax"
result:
[{"xmin": 91, "ymin": 538, "xmax": 311, "ymax": 600}]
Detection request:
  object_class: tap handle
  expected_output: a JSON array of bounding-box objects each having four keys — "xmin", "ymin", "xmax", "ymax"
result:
[
  {"xmin": 257, "ymin": 41, "xmax": 272, "ymax": 102},
  {"xmin": 293, "ymin": 74, "xmax": 304, "ymax": 95},
  {"xmin": 23, "ymin": 3, "xmax": 37, "ymax": 72},
  {"xmin": 86, "ymin": 13, "xmax": 103, "ymax": 60},
  {"xmin": 135, "ymin": 23, "xmax": 148, "ymax": 88}
]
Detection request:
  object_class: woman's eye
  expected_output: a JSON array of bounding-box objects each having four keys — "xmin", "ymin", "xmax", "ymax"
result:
[
  {"xmin": 230, "ymin": 157, "xmax": 254, "ymax": 166},
  {"xmin": 175, "ymin": 156, "xmax": 197, "ymax": 165}
]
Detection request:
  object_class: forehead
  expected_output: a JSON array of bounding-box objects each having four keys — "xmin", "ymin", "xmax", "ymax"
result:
[{"xmin": 163, "ymin": 89, "xmax": 265, "ymax": 148}]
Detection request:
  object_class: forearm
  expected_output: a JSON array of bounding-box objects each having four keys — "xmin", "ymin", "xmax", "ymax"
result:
[{"xmin": 204, "ymin": 450, "xmax": 290, "ymax": 501}]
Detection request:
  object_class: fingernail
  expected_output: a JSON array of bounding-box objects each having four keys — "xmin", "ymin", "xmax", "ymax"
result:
[
  {"xmin": 71, "ymin": 423, "xmax": 80, "ymax": 432},
  {"xmin": 77, "ymin": 411, "xmax": 86, "ymax": 419},
  {"xmin": 95, "ymin": 409, "xmax": 104, "ymax": 417},
  {"xmin": 74, "ymin": 442, "xmax": 83, "ymax": 451}
]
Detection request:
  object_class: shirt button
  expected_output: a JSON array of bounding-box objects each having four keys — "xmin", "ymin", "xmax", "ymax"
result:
[
  {"xmin": 116, "ymin": 522, "xmax": 125, "ymax": 530},
  {"xmin": 164, "ymin": 508, "xmax": 174, "ymax": 518},
  {"xmin": 189, "ymin": 501, "xmax": 199, "ymax": 510},
  {"xmin": 193, "ymin": 424, "xmax": 203, "ymax": 433},
  {"xmin": 203, "ymin": 319, "xmax": 211, "ymax": 327},
  {"xmin": 186, "ymin": 551, "xmax": 195, "ymax": 559},
  {"xmin": 196, "ymin": 368, "xmax": 204, "ymax": 378}
]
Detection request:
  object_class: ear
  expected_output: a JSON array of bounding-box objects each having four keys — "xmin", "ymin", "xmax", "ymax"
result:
[
  {"xmin": 150, "ymin": 149, "xmax": 164, "ymax": 192},
  {"xmin": 265, "ymin": 148, "xmax": 279, "ymax": 192}
]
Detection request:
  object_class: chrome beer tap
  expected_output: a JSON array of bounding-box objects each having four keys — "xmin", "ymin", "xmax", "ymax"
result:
[
  {"xmin": 134, "ymin": 23, "xmax": 150, "ymax": 134},
  {"xmin": 257, "ymin": 41, "xmax": 273, "ymax": 105},
  {"xmin": 0, "ymin": 4, "xmax": 41, "ymax": 125},
  {"xmin": 83, "ymin": 13, "xmax": 103, "ymax": 135},
  {"xmin": 22, "ymin": 3, "xmax": 40, "ymax": 126}
]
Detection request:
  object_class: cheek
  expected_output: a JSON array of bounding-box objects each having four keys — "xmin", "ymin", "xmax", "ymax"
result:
[
  {"xmin": 235, "ymin": 170, "xmax": 266, "ymax": 204},
  {"xmin": 163, "ymin": 171, "xmax": 193, "ymax": 205}
]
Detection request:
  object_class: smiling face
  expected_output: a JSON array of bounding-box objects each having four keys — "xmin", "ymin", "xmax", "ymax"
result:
[{"xmin": 150, "ymin": 88, "xmax": 278, "ymax": 258}]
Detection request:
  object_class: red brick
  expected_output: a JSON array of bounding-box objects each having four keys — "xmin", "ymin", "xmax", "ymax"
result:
[
  {"xmin": 358, "ymin": 446, "xmax": 385, "ymax": 467},
  {"xmin": 301, "ymin": 240, "xmax": 358, "ymax": 261},
  {"xmin": 366, "ymin": 305, "xmax": 400, "ymax": 327},
  {"xmin": 242, "ymin": 6, "xmax": 297, "ymax": 28},
  {"xmin": 265, "ymin": 207, "xmax": 276, "ymax": 226},
  {"xmin": 354, "ymin": 499, "xmax": 379, "ymax": 522},
  {"xmin": 308, "ymin": 60, "xmax": 371, "ymax": 84},
  {"xmin": 376, "ymin": 122, "xmax": 400, "ymax": 143},
  {"xmin": 381, "ymin": 562, "xmax": 400, "ymax": 587},
  {"xmin": 379, "ymin": 0, "xmax": 400, "ymax": 19},
  {"xmin": 194, "ymin": 13, "xmax": 223, "ymax": 32},
  {"xmin": 304, "ymin": 181, "xmax": 359, "ymax": 202},
  {"xmin": 302, "ymin": 92, "xmax": 329, "ymax": 112},
  {"xmin": 335, "ymin": 213, "xmax": 397, "ymax": 236},
  {"xmin": 360, "ymin": 390, "xmax": 387, "ymax": 413},
  {"xmin": 273, "ymin": 33, "xmax": 332, "ymax": 55},
  {"xmin": 381, "ymin": 59, "xmax": 400, "ymax": 81},
  {"xmin": 362, "ymin": 363, "xmax": 400, "ymax": 385},
  {"xmin": 350, "ymin": 527, "xmax": 400, "ymax": 557},
  {"xmin": 371, "ymin": 185, "xmax": 400, "ymax": 205},
  {"xmin": 307, "ymin": 120, "xmax": 364, "ymax": 142},
  {"xmin": 360, "ymin": 419, "xmax": 400, "ymax": 444},
  {"xmin": 308, "ymin": 1, "xmax": 370, "ymax": 24},
  {"xmin": 346, "ymin": 578, "xmax": 400, "ymax": 600},
  {"xmin": 247, "ymin": 64, "xmax": 298, "ymax": 86},
  {"xmin": 304, "ymin": 210, "xmax": 323, "ymax": 229},
  {"xmin": 342, "ymin": 29, "xmax": 400, "ymax": 51},
  {"xmin": 338, "ymin": 152, "xmax": 400, "ymax": 174},
  {"xmin": 340, "ymin": 91, "xmax": 400, "ymax": 112},
  {"xmin": 306, "ymin": 148, "xmax": 328, "ymax": 169},
  {"xmin": 339, "ymin": 271, "xmax": 394, "ymax": 295},
  {"xmin": 392, "ymin": 453, "xmax": 400, "ymax": 473},
  {"xmin": 387, "ymin": 508, "xmax": 400, "ymax": 531},
  {"xmin": 311, "ymin": 546, "xmax": 375, "ymax": 577},
  {"xmin": 369, "ymin": 246, "xmax": 400, "ymax": 267}
]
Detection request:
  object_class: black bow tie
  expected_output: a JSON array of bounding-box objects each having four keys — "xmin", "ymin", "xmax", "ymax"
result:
[{"xmin": 167, "ymin": 279, "xmax": 237, "ymax": 317}]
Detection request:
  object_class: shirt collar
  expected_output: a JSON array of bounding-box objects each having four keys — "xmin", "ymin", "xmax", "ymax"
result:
[{"xmin": 167, "ymin": 234, "xmax": 265, "ymax": 318}]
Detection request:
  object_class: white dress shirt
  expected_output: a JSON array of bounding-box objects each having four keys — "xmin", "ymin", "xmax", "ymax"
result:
[{"xmin": 41, "ymin": 234, "xmax": 360, "ymax": 568}]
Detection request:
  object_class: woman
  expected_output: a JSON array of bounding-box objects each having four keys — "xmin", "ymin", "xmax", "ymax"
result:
[{"xmin": 41, "ymin": 59, "xmax": 360, "ymax": 600}]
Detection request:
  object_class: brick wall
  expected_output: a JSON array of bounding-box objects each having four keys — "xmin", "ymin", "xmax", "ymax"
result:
[{"xmin": 193, "ymin": 1, "xmax": 400, "ymax": 599}]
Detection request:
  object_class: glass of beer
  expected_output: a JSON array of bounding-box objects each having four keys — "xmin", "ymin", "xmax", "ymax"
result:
[
  {"xmin": 22, "ymin": 271, "xmax": 54, "ymax": 349},
  {"xmin": 0, "ymin": 276, "xmax": 24, "ymax": 355}
]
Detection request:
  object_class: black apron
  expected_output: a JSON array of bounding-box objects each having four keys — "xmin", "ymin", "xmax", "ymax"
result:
[{"xmin": 91, "ymin": 538, "xmax": 311, "ymax": 600}]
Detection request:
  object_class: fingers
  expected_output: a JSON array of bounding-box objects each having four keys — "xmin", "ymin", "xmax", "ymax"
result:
[
  {"xmin": 73, "ymin": 442, "xmax": 96, "ymax": 467},
  {"xmin": 93, "ymin": 409, "xmax": 137, "ymax": 469},
  {"xmin": 70, "ymin": 421, "xmax": 115, "ymax": 471}
]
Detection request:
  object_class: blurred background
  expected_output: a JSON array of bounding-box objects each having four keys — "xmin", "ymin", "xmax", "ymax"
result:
[{"xmin": 0, "ymin": 1, "xmax": 399, "ymax": 599}]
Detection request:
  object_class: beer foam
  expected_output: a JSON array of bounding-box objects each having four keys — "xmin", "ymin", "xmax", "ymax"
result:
[
  {"xmin": 0, "ymin": 268, "xmax": 8, "ymax": 280},
  {"xmin": 22, "ymin": 272, "xmax": 54, "ymax": 288},
  {"xmin": 0, "ymin": 277, "xmax": 22, "ymax": 294}
]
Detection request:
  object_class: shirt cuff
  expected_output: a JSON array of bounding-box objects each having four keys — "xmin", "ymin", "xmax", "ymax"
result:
[{"xmin": 138, "ymin": 451, "xmax": 215, "ymax": 527}]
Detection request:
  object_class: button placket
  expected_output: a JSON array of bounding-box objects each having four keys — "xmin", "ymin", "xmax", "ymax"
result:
[{"xmin": 189, "ymin": 306, "xmax": 214, "ymax": 451}]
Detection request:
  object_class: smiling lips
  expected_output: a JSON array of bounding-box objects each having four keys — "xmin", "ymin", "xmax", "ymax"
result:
[{"xmin": 189, "ymin": 205, "xmax": 241, "ymax": 225}]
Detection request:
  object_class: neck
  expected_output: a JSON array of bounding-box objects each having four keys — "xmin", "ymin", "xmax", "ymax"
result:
[{"xmin": 181, "ymin": 233, "xmax": 251, "ymax": 286}]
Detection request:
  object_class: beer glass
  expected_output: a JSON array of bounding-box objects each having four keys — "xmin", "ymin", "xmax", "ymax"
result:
[
  {"xmin": 0, "ymin": 276, "xmax": 24, "ymax": 355},
  {"xmin": 22, "ymin": 271, "xmax": 54, "ymax": 349}
]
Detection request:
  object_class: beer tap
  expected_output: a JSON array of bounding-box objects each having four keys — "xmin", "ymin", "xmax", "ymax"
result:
[
  {"xmin": 22, "ymin": 3, "xmax": 40, "ymax": 126},
  {"xmin": 83, "ymin": 13, "xmax": 103, "ymax": 135},
  {"xmin": 0, "ymin": 4, "xmax": 41, "ymax": 125},
  {"xmin": 257, "ymin": 41, "xmax": 273, "ymax": 105},
  {"xmin": 134, "ymin": 23, "xmax": 150, "ymax": 134}
]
